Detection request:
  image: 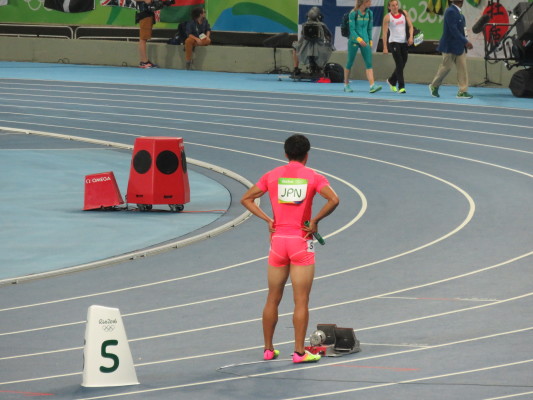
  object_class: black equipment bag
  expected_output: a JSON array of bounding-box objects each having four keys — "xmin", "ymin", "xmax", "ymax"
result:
[
  {"xmin": 340, "ymin": 11, "xmax": 350, "ymax": 37},
  {"xmin": 324, "ymin": 63, "xmax": 344, "ymax": 83},
  {"xmin": 509, "ymin": 68, "xmax": 533, "ymax": 98},
  {"xmin": 340, "ymin": 10, "xmax": 358, "ymax": 38},
  {"xmin": 168, "ymin": 21, "xmax": 187, "ymax": 45}
]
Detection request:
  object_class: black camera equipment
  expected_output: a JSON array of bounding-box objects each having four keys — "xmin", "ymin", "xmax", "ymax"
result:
[
  {"xmin": 472, "ymin": 14, "xmax": 490, "ymax": 35},
  {"xmin": 482, "ymin": 1, "xmax": 533, "ymax": 68},
  {"xmin": 147, "ymin": 0, "xmax": 174, "ymax": 12},
  {"xmin": 473, "ymin": 1, "xmax": 533, "ymax": 90},
  {"xmin": 263, "ymin": 32, "xmax": 290, "ymax": 74}
]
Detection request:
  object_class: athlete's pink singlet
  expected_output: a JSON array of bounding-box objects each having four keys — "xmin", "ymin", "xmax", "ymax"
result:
[{"xmin": 256, "ymin": 161, "xmax": 329, "ymax": 236}]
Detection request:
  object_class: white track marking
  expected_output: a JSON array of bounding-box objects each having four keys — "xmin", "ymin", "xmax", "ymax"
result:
[
  {"xmin": 2, "ymin": 92, "xmax": 532, "ymax": 132},
  {"xmin": 484, "ymin": 391, "xmax": 533, "ymax": 399},
  {"xmin": 1, "ymin": 102, "xmax": 532, "ymax": 142},
  {"xmin": 1, "ymin": 79, "xmax": 532, "ymax": 114},
  {"xmin": 1, "ymin": 327, "xmax": 530, "ymax": 392},
  {"xmin": 1, "ymin": 108, "xmax": 532, "ymax": 157},
  {"xmin": 1, "ymin": 257, "xmax": 530, "ymax": 361},
  {"xmin": 73, "ymin": 327, "xmax": 532, "ymax": 399},
  {"xmin": 281, "ymin": 358, "xmax": 533, "ymax": 400}
]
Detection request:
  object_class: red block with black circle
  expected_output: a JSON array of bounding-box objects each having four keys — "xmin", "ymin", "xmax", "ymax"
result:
[{"xmin": 126, "ymin": 137, "xmax": 190, "ymax": 212}]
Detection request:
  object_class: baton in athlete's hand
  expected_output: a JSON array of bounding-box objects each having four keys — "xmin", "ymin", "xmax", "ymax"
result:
[{"xmin": 304, "ymin": 221, "xmax": 325, "ymax": 245}]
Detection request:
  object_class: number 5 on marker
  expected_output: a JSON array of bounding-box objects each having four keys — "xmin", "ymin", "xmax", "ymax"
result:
[{"xmin": 100, "ymin": 340, "xmax": 120, "ymax": 373}]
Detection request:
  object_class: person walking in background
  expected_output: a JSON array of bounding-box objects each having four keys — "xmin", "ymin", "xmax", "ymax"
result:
[
  {"xmin": 382, "ymin": 0, "xmax": 414, "ymax": 94},
  {"xmin": 429, "ymin": 0, "xmax": 474, "ymax": 99},
  {"xmin": 241, "ymin": 134, "xmax": 339, "ymax": 364},
  {"xmin": 184, "ymin": 7, "xmax": 211, "ymax": 70},
  {"xmin": 135, "ymin": 0, "xmax": 157, "ymax": 68},
  {"xmin": 343, "ymin": 0, "xmax": 382, "ymax": 93}
]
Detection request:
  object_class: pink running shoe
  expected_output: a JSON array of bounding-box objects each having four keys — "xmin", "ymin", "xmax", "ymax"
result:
[
  {"xmin": 264, "ymin": 349, "xmax": 280, "ymax": 360},
  {"xmin": 292, "ymin": 350, "xmax": 321, "ymax": 363}
]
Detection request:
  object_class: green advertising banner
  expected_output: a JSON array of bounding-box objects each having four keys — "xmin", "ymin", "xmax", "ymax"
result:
[
  {"xmin": 397, "ymin": 0, "xmax": 445, "ymax": 40},
  {"xmin": 0, "ymin": 0, "xmax": 188, "ymax": 27},
  {"xmin": 397, "ymin": 0, "xmax": 533, "ymax": 41},
  {"xmin": 207, "ymin": 0, "xmax": 298, "ymax": 33},
  {"xmin": 0, "ymin": 0, "xmax": 299, "ymax": 31},
  {"xmin": 1, "ymin": 0, "xmax": 530, "ymax": 39},
  {"xmin": 0, "ymin": 0, "xmax": 135, "ymax": 26}
]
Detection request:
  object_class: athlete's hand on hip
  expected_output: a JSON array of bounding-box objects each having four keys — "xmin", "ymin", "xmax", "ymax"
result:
[{"xmin": 303, "ymin": 220, "xmax": 317, "ymax": 238}]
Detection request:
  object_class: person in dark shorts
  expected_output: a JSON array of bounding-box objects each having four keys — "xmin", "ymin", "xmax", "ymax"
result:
[{"xmin": 136, "ymin": 0, "xmax": 158, "ymax": 68}]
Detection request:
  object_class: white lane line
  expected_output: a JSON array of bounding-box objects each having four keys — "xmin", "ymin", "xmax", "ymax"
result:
[
  {"xmin": 1, "ymin": 79, "xmax": 532, "ymax": 114},
  {"xmin": 1, "ymin": 92, "xmax": 532, "ymax": 131},
  {"xmin": 74, "ymin": 327, "xmax": 532, "ymax": 399},
  {"xmin": 0, "ymin": 340, "xmax": 427, "ymax": 363},
  {"xmin": 281, "ymin": 358, "xmax": 533, "ymax": 400},
  {"xmin": 2, "ymin": 268, "xmax": 530, "ymax": 361},
  {"xmin": 0, "ymin": 257, "xmax": 268, "ymax": 313},
  {"xmin": 1, "ymin": 326, "xmax": 530, "ymax": 393},
  {"xmin": 2, "ymin": 107, "xmax": 532, "ymax": 158},
  {"xmin": 355, "ymin": 291, "xmax": 533, "ymax": 332},
  {"xmin": 1, "ymin": 102, "xmax": 532, "ymax": 143},
  {"xmin": 484, "ymin": 391, "xmax": 533, "ymax": 399},
  {"xmin": 379, "ymin": 296, "xmax": 498, "ymax": 302}
]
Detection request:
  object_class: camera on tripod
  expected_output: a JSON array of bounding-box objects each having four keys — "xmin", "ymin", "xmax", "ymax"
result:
[
  {"xmin": 479, "ymin": 1, "xmax": 533, "ymax": 69},
  {"xmin": 475, "ymin": 1, "xmax": 533, "ymax": 97},
  {"xmin": 147, "ymin": 0, "xmax": 174, "ymax": 11}
]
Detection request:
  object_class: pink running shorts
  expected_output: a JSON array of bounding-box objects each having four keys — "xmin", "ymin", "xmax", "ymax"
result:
[{"xmin": 268, "ymin": 234, "xmax": 315, "ymax": 267}]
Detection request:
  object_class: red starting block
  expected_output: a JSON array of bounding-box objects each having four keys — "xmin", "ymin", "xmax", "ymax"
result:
[
  {"xmin": 306, "ymin": 323, "xmax": 362, "ymax": 357},
  {"xmin": 83, "ymin": 171, "xmax": 124, "ymax": 210},
  {"xmin": 305, "ymin": 346, "xmax": 330, "ymax": 356}
]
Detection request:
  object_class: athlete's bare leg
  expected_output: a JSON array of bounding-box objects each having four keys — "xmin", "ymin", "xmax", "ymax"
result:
[
  {"xmin": 139, "ymin": 39, "xmax": 148, "ymax": 63},
  {"xmin": 365, "ymin": 68, "xmax": 375, "ymax": 86},
  {"xmin": 263, "ymin": 265, "xmax": 289, "ymax": 350},
  {"xmin": 290, "ymin": 264, "xmax": 315, "ymax": 354}
]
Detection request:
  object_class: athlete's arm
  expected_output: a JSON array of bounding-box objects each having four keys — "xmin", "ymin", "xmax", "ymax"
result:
[
  {"xmin": 382, "ymin": 14, "xmax": 390, "ymax": 53},
  {"xmin": 303, "ymin": 185, "xmax": 339, "ymax": 238},
  {"xmin": 405, "ymin": 13, "xmax": 414, "ymax": 45},
  {"xmin": 241, "ymin": 185, "xmax": 275, "ymax": 233}
]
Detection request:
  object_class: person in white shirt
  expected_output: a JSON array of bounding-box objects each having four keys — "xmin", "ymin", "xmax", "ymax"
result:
[{"xmin": 382, "ymin": 0, "xmax": 414, "ymax": 93}]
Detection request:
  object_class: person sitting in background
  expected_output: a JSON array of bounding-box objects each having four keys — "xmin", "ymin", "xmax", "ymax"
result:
[{"xmin": 184, "ymin": 7, "xmax": 211, "ymax": 70}]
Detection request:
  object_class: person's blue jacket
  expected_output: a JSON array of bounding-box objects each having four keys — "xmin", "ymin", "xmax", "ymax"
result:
[
  {"xmin": 437, "ymin": 4, "xmax": 468, "ymax": 55},
  {"xmin": 185, "ymin": 18, "xmax": 211, "ymax": 38}
]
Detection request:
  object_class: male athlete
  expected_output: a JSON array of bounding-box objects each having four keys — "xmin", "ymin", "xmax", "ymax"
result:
[{"xmin": 241, "ymin": 134, "xmax": 339, "ymax": 363}]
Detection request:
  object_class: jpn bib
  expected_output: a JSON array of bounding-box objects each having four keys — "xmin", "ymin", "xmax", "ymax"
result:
[{"xmin": 278, "ymin": 178, "xmax": 308, "ymax": 204}]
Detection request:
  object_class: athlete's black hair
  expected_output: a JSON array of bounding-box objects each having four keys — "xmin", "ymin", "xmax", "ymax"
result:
[{"xmin": 284, "ymin": 134, "xmax": 310, "ymax": 161}]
